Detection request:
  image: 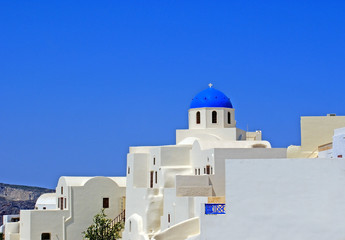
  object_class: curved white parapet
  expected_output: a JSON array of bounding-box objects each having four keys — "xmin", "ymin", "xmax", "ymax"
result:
[
  {"xmin": 122, "ymin": 214, "xmax": 150, "ymax": 240},
  {"xmin": 152, "ymin": 217, "xmax": 199, "ymax": 240}
]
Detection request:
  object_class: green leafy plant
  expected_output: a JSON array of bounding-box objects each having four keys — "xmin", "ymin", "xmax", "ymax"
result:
[
  {"xmin": 0, "ymin": 232, "xmax": 3, "ymax": 240},
  {"xmin": 83, "ymin": 209, "xmax": 124, "ymax": 240}
]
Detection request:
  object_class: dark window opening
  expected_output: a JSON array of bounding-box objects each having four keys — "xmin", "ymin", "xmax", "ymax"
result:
[
  {"xmin": 338, "ymin": 155, "xmax": 343, "ymax": 158},
  {"xmin": 60, "ymin": 197, "xmax": 63, "ymax": 210},
  {"xmin": 150, "ymin": 171, "xmax": 154, "ymax": 188},
  {"xmin": 153, "ymin": 157, "xmax": 156, "ymax": 165},
  {"xmin": 206, "ymin": 165, "xmax": 211, "ymax": 175},
  {"xmin": 64, "ymin": 198, "xmax": 67, "ymax": 209},
  {"xmin": 11, "ymin": 218, "xmax": 19, "ymax": 222},
  {"xmin": 43, "ymin": 207, "xmax": 46, "ymax": 210},
  {"xmin": 103, "ymin": 198, "xmax": 109, "ymax": 208},
  {"xmin": 198, "ymin": 169, "xmax": 200, "ymax": 175},
  {"xmin": 168, "ymin": 214, "xmax": 171, "ymax": 223},
  {"xmin": 128, "ymin": 167, "xmax": 130, "ymax": 174},
  {"xmin": 196, "ymin": 111, "xmax": 201, "ymax": 124},
  {"xmin": 61, "ymin": 187, "xmax": 63, "ymax": 194},
  {"xmin": 195, "ymin": 169, "xmax": 197, "ymax": 175},
  {"xmin": 212, "ymin": 111, "xmax": 217, "ymax": 123},
  {"xmin": 228, "ymin": 112, "xmax": 231, "ymax": 124},
  {"xmin": 155, "ymin": 171, "xmax": 157, "ymax": 184},
  {"xmin": 41, "ymin": 233, "xmax": 51, "ymax": 240}
]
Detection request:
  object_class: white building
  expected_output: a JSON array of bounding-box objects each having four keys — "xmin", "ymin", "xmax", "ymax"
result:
[
  {"xmin": 318, "ymin": 127, "xmax": 345, "ymax": 159},
  {"xmin": 5, "ymin": 85, "xmax": 345, "ymax": 240},
  {"xmin": 0, "ymin": 215, "xmax": 20, "ymax": 240},
  {"xmin": 5, "ymin": 176, "xmax": 125, "ymax": 240},
  {"xmin": 123, "ymin": 86, "xmax": 286, "ymax": 240}
]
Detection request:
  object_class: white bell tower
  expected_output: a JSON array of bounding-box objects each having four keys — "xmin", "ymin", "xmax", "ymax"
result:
[{"xmin": 188, "ymin": 84, "xmax": 236, "ymax": 129}]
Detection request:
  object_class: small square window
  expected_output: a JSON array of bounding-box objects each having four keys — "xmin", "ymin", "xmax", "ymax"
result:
[
  {"xmin": 103, "ymin": 198, "xmax": 109, "ymax": 208},
  {"xmin": 41, "ymin": 233, "xmax": 51, "ymax": 240}
]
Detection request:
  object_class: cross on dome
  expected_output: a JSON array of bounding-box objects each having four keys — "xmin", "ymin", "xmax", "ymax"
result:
[{"xmin": 208, "ymin": 83, "xmax": 213, "ymax": 88}]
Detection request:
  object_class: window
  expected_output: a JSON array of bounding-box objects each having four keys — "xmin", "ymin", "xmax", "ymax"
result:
[
  {"xmin": 168, "ymin": 214, "xmax": 171, "ymax": 223},
  {"xmin": 129, "ymin": 221, "xmax": 132, "ymax": 232},
  {"xmin": 155, "ymin": 171, "xmax": 157, "ymax": 184},
  {"xmin": 41, "ymin": 233, "xmax": 51, "ymax": 240},
  {"xmin": 61, "ymin": 187, "xmax": 63, "ymax": 194},
  {"xmin": 103, "ymin": 198, "xmax": 109, "ymax": 208},
  {"xmin": 60, "ymin": 197, "xmax": 63, "ymax": 210},
  {"xmin": 128, "ymin": 167, "xmax": 130, "ymax": 174},
  {"xmin": 338, "ymin": 155, "xmax": 343, "ymax": 158},
  {"xmin": 198, "ymin": 168, "xmax": 200, "ymax": 175},
  {"xmin": 212, "ymin": 111, "xmax": 217, "ymax": 123},
  {"xmin": 195, "ymin": 169, "xmax": 197, "ymax": 175},
  {"xmin": 196, "ymin": 111, "xmax": 201, "ymax": 124},
  {"xmin": 153, "ymin": 157, "xmax": 156, "ymax": 165},
  {"xmin": 64, "ymin": 198, "xmax": 67, "ymax": 209},
  {"xmin": 206, "ymin": 165, "xmax": 211, "ymax": 175},
  {"xmin": 228, "ymin": 112, "xmax": 231, "ymax": 124},
  {"xmin": 150, "ymin": 171, "xmax": 154, "ymax": 188},
  {"xmin": 43, "ymin": 207, "xmax": 46, "ymax": 210}
]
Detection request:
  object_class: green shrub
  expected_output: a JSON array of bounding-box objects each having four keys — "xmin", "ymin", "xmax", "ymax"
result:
[{"xmin": 82, "ymin": 209, "xmax": 124, "ymax": 240}]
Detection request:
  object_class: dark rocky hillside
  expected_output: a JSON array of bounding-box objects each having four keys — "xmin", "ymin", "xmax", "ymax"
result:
[{"xmin": 0, "ymin": 183, "xmax": 54, "ymax": 225}]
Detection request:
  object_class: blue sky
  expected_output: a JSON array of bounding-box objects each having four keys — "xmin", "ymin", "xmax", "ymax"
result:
[{"xmin": 1, "ymin": 1, "xmax": 345, "ymax": 188}]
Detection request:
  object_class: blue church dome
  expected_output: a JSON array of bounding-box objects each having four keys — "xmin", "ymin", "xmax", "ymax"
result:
[{"xmin": 190, "ymin": 86, "xmax": 233, "ymax": 109}]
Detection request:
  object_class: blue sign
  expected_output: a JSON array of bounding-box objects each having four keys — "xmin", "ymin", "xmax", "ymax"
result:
[{"xmin": 205, "ymin": 204, "xmax": 226, "ymax": 214}]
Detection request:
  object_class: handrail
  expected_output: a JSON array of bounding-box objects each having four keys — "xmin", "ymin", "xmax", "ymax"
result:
[{"xmin": 110, "ymin": 209, "xmax": 126, "ymax": 227}]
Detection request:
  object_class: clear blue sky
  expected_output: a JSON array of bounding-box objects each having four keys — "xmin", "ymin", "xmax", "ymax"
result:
[{"xmin": 1, "ymin": 1, "xmax": 345, "ymax": 188}]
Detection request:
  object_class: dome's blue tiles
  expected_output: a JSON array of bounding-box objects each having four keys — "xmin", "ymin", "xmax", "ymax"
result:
[{"xmin": 190, "ymin": 87, "xmax": 233, "ymax": 109}]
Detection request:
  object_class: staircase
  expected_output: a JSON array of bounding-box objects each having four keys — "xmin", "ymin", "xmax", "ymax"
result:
[{"xmin": 110, "ymin": 209, "xmax": 126, "ymax": 227}]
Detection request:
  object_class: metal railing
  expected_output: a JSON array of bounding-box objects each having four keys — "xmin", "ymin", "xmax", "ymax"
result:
[{"xmin": 110, "ymin": 209, "xmax": 126, "ymax": 227}]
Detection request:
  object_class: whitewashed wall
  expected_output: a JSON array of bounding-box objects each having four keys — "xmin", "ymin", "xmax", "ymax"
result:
[{"xmin": 200, "ymin": 158, "xmax": 345, "ymax": 240}]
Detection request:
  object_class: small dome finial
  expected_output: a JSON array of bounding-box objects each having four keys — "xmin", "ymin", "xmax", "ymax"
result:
[{"xmin": 208, "ymin": 83, "xmax": 213, "ymax": 88}]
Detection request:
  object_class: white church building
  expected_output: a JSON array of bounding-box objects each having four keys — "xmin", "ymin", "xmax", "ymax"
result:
[{"xmin": 3, "ymin": 85, "xmax": 345, "ymax": 240}]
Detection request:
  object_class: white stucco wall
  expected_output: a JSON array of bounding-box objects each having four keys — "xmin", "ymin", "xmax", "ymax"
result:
[
  {"xmin": 20, "ymin": 210, "xmax": 67, "ymax": 240},
  {"xmin": 200, "ymin": 158, "xmax": 345, "ymax": 240},
  {"xmin": 176, "ymin": 128, "xmax": 246, "ymax": 144},
  {"xmin": 19, "ymin": 176, "xmax": 126, "ymax": 240},
  {"xmin": 188, "ymin": 108, "xmax": 236, "ymax": 129},
  {"xmin": 332, "ymin": 127, "xmax": 345, "ymax": 158}
]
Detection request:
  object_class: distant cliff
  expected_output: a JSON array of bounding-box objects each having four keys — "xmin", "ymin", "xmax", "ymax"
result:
[{"xmin": 0, "ymin": 183, "xmax": 54, "ymax": 225}]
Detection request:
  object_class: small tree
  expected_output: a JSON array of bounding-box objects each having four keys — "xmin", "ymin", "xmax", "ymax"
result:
[{"xmin": 83, "ymin": 209, "xmax": 124, "ymax": 240}]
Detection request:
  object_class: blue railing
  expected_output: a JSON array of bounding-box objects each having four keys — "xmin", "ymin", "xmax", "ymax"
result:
[{"xmin": 205, "ymin": 204, "xmax": 226, "ymax": 215}]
